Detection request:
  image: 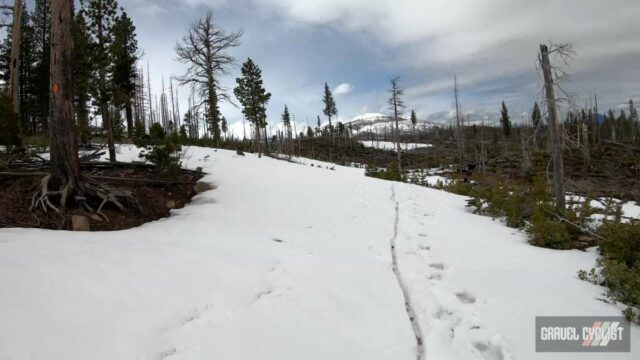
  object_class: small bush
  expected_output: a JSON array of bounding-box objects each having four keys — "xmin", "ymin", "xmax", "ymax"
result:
[
  {"xmin": 140, "ymin": 139, "xmax": 182, "ymax": 175},
  {"xmin": 528, "ymin": 206, "xmax": 572, "ymax": 249},
  {"xmin": 446, "ymin": 181, "xmax": 474, "ymax": 197},
  {"xmin": 623, "ymin": 307, "xmax": 639, "ymax": 324},
  {"xmin": 365, "ymin": 165, "xmax": 403, "ymax": 182},
  {"xmin": 149, "ymin": 123, "xmax": 166, "ymax": 143},
  {"xmin": 598, "ymin": 221, "xmax": 640, "ymax": 312}
]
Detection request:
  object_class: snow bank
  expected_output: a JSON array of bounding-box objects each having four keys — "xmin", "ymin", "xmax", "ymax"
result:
[{"xmin": 0, "ymin": 146, "xmax": 637, "ymax": 359}]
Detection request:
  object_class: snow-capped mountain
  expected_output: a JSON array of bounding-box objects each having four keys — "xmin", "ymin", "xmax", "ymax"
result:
[{"xmin": 348, "ymin": 113, "xmax": 438, "ymax": 134}]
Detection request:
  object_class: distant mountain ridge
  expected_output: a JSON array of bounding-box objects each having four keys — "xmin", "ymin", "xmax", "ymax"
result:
[{"xmin": 348, "ymin": 113, "xmax": 438, "ymax": 133}]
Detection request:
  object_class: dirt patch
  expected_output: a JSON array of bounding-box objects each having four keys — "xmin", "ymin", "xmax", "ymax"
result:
[{"xmin": 0, "ymin": 167, "xmax": 205, "ymax": 231}]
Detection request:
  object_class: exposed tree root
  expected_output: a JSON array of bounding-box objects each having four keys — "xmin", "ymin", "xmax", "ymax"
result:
[{"xmin": 29, "ymin": 175, "xmax": 141, "ymax": 222}]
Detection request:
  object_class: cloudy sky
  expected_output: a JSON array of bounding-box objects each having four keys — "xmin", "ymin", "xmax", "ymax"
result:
[{"xmin": 69, "ymin": 0, "xmax": 640, "ymax": 127}]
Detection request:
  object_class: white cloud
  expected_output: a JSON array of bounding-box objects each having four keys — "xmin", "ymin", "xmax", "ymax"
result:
[{"xmin": 334, "ymin": 83, "xmax": 354, "ymax": 96}]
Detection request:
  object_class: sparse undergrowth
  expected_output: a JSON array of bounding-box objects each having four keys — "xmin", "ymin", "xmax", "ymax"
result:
[{"xmin": 446, "ymin": 172, "xmax": 640, "ymax": 323}]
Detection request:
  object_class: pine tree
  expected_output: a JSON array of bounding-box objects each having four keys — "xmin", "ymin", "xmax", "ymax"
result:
[
  {"xmin": 500, "ymin": 101, "xmax": 512, "ymax": 138},
  {"xmin": 322, "ymin": 83, "xmax": 337, "ymax": 132},
  {"xmin": 0, "ymin": 25, "xmax": 11, "ymax": 87},
  {"xmin": 32, "ymin": 0, "xmax": 51, "ymax": 131},
  {"xmin": 111, "ymin": 10, "xmax": 139, "ymax": 137},
  {"xmin": 221, "ymin": 116, "xmax": 228, "ymax": 139},
  {"xmin": 234, "ymin": 58, "xmax": 271, "ymax": 158},
  {"xmin": 18, "ymin": 6, "xmax": 38, "ymax": 133},
  {"xmin": 410, "ymin": 109, "xmax": 417, "ymax": 141},
  {"xmin": 73, "ymin": 9, "xmax": 93, "ymax": 144},
  {"xmin": 630, "ymin": 99, "xmax": 638, "ymax": 122},
  {"xmin": 531, "ymin": 101, "xmax": 541, "ymax": 127},
  {"xmin": 84, "ymin": 0, "xmax": 120, "ymax": 161},
  {"xmin": 282, "ymin": 105, "xmax": 291, "ymax": 137}
]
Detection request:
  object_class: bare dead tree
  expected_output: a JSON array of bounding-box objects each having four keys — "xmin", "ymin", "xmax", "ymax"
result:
[
  {"xmin": 539, "ymin": 44, "xmax": 570, "ymax": 210},
  {"xmin": 389, "ymin": 77, "xmax": 405, "ymax": 173},
  {"xmin": 454, "ymin": 75, "xmax": 464, "ymax": 175},
  {"xmin": 174, "ymin": 11, "xmax": 242, "ymax": 147}
]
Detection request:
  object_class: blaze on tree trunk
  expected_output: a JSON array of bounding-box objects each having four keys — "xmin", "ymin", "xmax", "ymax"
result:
[
  {"xmin": 49, "ymin": 0, "xmax": 81, "ymax": 197},
  {"xmin": 540, "ymin": 44, "xmax": 566, "ymax": 210}
]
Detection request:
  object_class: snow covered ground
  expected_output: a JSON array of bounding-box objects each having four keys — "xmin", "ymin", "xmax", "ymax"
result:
[
  {"xmin": 360, "ymin": 140, "xmax": 433, "ymax": 152},
  {"xmin": 0, "ymin": 145, "xmax": 638, "ymax": 359}
]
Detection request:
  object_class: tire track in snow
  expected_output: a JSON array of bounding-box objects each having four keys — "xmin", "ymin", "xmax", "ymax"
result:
[{"xmin": 390, "ymin": 185, "xmax": 426, "ymax": 360}]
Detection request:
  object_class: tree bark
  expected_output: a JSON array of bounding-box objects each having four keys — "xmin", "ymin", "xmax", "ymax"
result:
[
  {"xmin": 540, "ymin": 44, "xmax": 566, "ymax": 210},
  {"xmin": 9, "ymin": 0, "xmax": 22, "ymax": 115},
  {"xmin": 49, "ymin": 0, "xmax": 81, "ymax": 192}
]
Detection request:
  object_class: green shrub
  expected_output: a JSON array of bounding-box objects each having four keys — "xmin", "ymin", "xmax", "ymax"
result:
[
  {"xmin": 598, "ymin": 221, "xmax": 640, "ymax": 312},
  {"xmin": 528, "ymin": 205, "xmax": 572, "ymax": 249},
  {"xmin": 139, "ymin": 139, "xmax": 182, "ymax": 175},
  {"xmin": 623, "ymin": 307, "xmax": 639, "ymax": 324},
  {"xmin": 599, "ymin": 221, "xmax": 640, "ymax": 269},
  {"xmin": 149, "ymin": 123, "xmax": 166, "ymax": 143},
  {"xmin": 365, "ymin": 165, "xmax": 403, "ymax": 182},
  {"xmin": 446, "ymin": 181, "xmax": 474, "ymax": 197}
]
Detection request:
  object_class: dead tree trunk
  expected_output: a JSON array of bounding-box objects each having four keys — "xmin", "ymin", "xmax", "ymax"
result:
[
  {"xmin": 454, "ymin": 75, "xmax": 464, "ymax": 175},
  {"xmin": 389, "ymin": 77, "xmax": 404, "ymax": 174},
  {"xmin": 540, "ymin": 44, "xmax": 566, "ymax": 210},
  {"xmin": 9, "ymin": 0, "xmax": 22, "ymax": 115}
]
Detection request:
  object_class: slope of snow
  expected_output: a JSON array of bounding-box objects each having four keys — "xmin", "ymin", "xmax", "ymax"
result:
[{"xmin": 0, "ymin": 146, "xmax": 638, "ymax": 360}]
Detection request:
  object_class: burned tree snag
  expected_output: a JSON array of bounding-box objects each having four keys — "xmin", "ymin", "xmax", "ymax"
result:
[{"xmin": 540, "ymin": 44, "xmax": 566, "ymax": 210}]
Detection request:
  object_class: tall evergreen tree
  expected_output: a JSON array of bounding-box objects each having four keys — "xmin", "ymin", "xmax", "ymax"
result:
[
  {"xmin": 282, "ymin": 105, "xmax": 291, "ymax": 138},
  {"xmin": 630, "ymin": 99, "xmax": 638, "ymax": 122},
  {"xmin": 531, "ymin": 101, "xmax": 541, "ymax": 127},
  {"xmin": 322, "ymin": 83, "xmax": 337, "ymax": 132},
  {"xmin": 220, "ymin": 116, "xmax": 228, "ymax": 139},
  {"xmin": 32, "ymin": 0, "xmax": 51, "ymax": 131},
  {"xmin": 73, "ymin": 9, "xmax": 93, "ymax": 144},
  {"xmin": 500, "ymin": 101, "xmax": 512, "ymax": 138},
  {"xmin": 410, "ymin": 109, "xmax": 417, "ymax": 141},
  {"xmin": 84, "ymin": 0, "xmax": 119, "ymax": 161},
  {"xmin": 234, "ymin": 58, "xmax": 271, "ymax": 158},
  {"xmin": 0, "ymin": 25, "xmax": 11, "ymax": 87},
  {"xmin": 18, "ymin": 6, "xmax": 37, "ymax": 133},
  {"xmin": 111, "ymin": 11, "xmax": 138, "ymax": 136}
]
